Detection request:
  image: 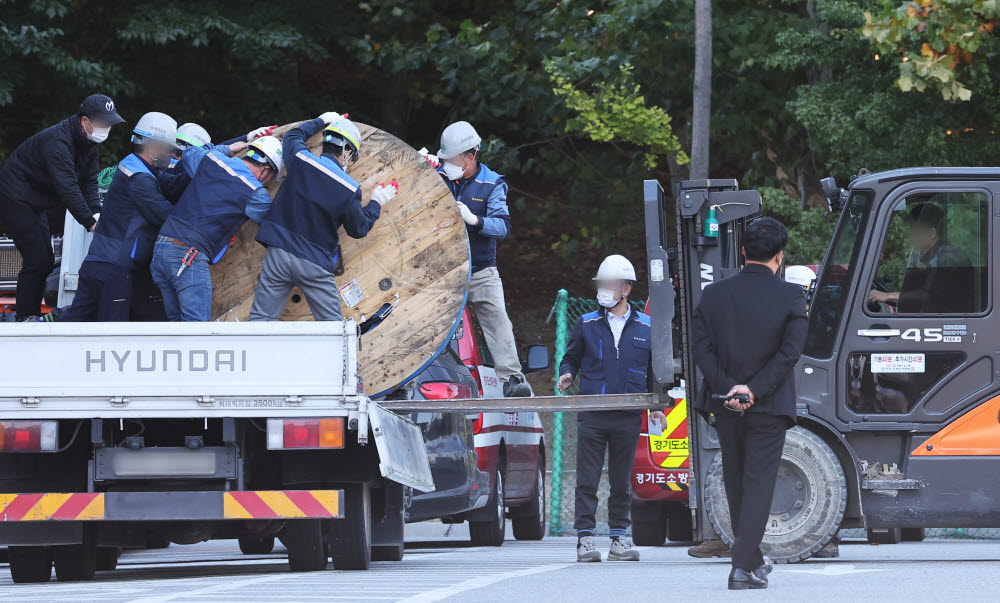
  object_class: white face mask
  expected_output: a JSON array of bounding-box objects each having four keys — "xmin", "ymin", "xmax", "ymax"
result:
[
  {"xmin": 86, "ymin": 124, "xmax": 111, "ymax": 143},
  {"xmin": 442, "ymin": 161, "xmax": 465, "ymax": 181},
  {"xmin": 596, "ymin": 288, "xmax": 620, "ymax": 308}
]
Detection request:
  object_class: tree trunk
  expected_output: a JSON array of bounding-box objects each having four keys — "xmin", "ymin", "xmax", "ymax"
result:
[{"xmin": 690, "ymin": 0, "xmax": 712, "ymax": 180}]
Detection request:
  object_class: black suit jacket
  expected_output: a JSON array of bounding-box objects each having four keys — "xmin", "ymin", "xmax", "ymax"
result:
[{"xmin": 691, "ymin": 263, "xmax": 808, "ymax": 424}]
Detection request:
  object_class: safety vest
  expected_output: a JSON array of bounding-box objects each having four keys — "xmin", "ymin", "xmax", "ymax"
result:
[
  {"xmin": 159, "ymin": 151, "xmax": 261, "ymax": 262},
  {"xmin": 445, "ymin": 163, "xmax": 505, "ymax": 272},
  {"xmin": 256, "ymin": 150, "xmax": 359, "ymax": 274},
  {"xmin": 87, "ymin": 154, "xmax": 158, "ymax": 268}
]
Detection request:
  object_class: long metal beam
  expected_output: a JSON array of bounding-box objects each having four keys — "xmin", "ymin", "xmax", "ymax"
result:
[{"xmin": 378, "ymin": 393, "xmax": 661, "ymax": 413}]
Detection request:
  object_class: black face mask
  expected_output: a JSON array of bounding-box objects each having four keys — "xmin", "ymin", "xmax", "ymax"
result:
[{"xmin": 152, "ymin": 153, "xmax": 171, "ymax": 170}]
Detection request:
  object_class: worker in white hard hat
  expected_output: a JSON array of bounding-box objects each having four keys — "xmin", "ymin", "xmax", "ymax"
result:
[
  {"xmin": 151, "ymin": 134, "xmax": 277, "ymax": 321},
  {"xmin": 420, "ymin": 121, "xmax": 530, "ymax": 397},
  {"xmin": 249, "ymin": 111, "xmax": 398, "ymax": 321},
  {"xmin": 167, "ymin": 122, "xmax": 277, "ymax": 173},
  {"xmin": 557, "ymin": 254, "xmax": 660, "ymax": 563},
  {"xmin": 60, "ymin": 111, "xmax": 190, "ymax": 322}
]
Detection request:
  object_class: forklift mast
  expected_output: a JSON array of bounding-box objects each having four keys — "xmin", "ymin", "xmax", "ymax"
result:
[{"xmin": 644, "ymin": 179, "xmax": 761, "ymax": 540}]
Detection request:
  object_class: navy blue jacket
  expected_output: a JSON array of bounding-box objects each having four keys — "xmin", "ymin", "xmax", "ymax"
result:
[
  {"xmin": 559, "ymin": 306, "xmax": 653, "ymax": 414},
  {"xmin": 443, "ymin": 163, "xmax": 510, "ymax": 273},
  {"xmin": 256, "ymin": 118, "xmax": 380, "ymax": 273},
  {"xmin": 87, "ymin": 153, "xmax": 188, "ymax": 268}
]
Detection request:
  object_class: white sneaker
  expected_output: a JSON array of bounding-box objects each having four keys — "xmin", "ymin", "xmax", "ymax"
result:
[
  {"xmin": 608, "ymin": 537, "xmax": 640, "ymax": 561},
  {"xmin": 577, "ymin": 536, "xmax": 601, "ymax": 562}
]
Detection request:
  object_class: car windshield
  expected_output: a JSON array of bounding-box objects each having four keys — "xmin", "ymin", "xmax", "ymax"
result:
[{"xmin": 804, "ymin": 189, "xmax": 874, "ymax": 358}]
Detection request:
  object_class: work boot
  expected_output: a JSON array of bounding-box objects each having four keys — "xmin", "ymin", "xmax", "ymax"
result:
[
  {"xmin": 577, "ymin": 536, "xmax": 601, "ymax": 562},
  {"xmin": 687, "ymin": 539, "xmax": 732, "ymax": 558},
  {"xmin": 608, "ymin": 536, "xmax": 640, "ymax": 561},
  {"xmin": 503, "ymin": 376, "xmax": 532, "ymax": 398},
  {"xmin": 813, "ymin": 539, "xmax": 840, "ymax": 558}
]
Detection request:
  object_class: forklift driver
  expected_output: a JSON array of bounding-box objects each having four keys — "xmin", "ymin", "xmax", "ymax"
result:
[{"xmin": 868, "ymin": 202, "xmax": 971, "ymax": 314}]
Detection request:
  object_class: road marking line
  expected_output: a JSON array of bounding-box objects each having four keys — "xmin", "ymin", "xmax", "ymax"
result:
[
  {"xmin": 397, "ymin": 562, "xmax": 573, "ymax": 603},
  {"xmin": 129, "ymin": 573, "xmax": 291, "ymax": 602}
]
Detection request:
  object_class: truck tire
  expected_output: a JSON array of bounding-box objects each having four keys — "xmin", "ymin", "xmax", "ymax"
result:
[
  {"xmin": 53, "ymin": 532, "xmax": 98, "ymax": 582},
  {"xmin": 372, "ymin": 484, "xmax": 405, "ymax": 562},
  {"xmin": 868, "ymin": 528, "xmax": 902, "ymax": 544},
  {"xmin": 285, "ymin": 520, "xmax": 328, "ymax": 572},
  {"xmin": 512, "ymin": 462, "xmax": 546, "ymax": 541},
  {"xmin": 901, "ymin": 527, "xmax": 926, "ymax": 542},
  {"xmin": 329, "ymin": 483, "xmax": 372, "ymax": 570},
  {"xmin": 8, "ymin": 546, "xmax": 52, "ymax": 583},
  {"xmin": 704, "ymin": 427, "xmax": 847, "ymax": 563},
  {"xmin": 666, "ymin": 502, "xmax": 694, "ymax": 542},
  {"xmin": 239, "ymin": 535, "xmax": 276, "ymax": 555},
  {"xmin": 145, "ymin": 532, "xmax": 171, "ymax": 549},
  {"xmin": 470, "ymin": 463, "xmax": 506, "ymax": 547},
  {"xmin": 96, "ymin": 547, "xmax": 120, "ymax": 571},
  {"xmin": 630, "ymin": 499, "xmax": 667, "ymax": 547}
]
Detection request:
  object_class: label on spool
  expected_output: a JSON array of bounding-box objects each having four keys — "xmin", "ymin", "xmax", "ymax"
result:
[{"xmin": 339, "ymin": 279, "xmax": 367, "ymax": 308}]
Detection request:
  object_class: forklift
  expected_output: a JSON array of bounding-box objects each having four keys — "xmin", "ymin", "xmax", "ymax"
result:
[{"xmin": 645, "ymin": 169, "xmax": 1000, "ymax": 562}]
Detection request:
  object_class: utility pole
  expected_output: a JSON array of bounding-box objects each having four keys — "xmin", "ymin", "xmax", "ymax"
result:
[{"xmin": 690, "ymin": 0, "xmax": 712, "ymax": 180}]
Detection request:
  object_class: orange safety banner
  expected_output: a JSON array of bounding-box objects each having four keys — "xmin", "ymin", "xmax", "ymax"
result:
[
  {"xmin": 224, "ymin": 490, "xmax": 341, "ymax": 519},
  {"xmin": 0, "ymin": 493, "xmax": 104, "ymax": 521}
]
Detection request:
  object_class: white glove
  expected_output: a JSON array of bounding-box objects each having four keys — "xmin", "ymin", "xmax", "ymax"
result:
[
  {"xmin": 246, "ymin": 125, "xmax": 277, "ymax": 141},
  {"xmin": 318, "ymin": 112, "xmax": 343, "ymax": 125},
  {"xmin": 456, "ymin": 202, "xmax": 478, "ymax": 227},
  {"xmin": 417, "ymin": 147, "xmax": 440, "ymax": 168},
  {"xmin": 88, "ymin": 213, "xmax": 100, "ymax": 232},
  {"xmin": 92, "ymin": 212, "xmax": 101, "ymax": 223},
  {"xmin": 371, "ymin": 180, "xmax": 399, "ymax": 206}
]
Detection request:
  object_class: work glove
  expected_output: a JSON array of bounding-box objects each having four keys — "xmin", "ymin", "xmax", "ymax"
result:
[
  {"xmin": 318, "ymin": 112, "xmax": 344, "ymax": 125},
  {"xmin": 417, "ymin": 147, "xmax": 440, "ymax": 168},
  {"xmin": 246, "ymin": 125, "xmax": 278, "ymax": 141},
  {"xmin": 371, "ymin": 180, "xmax": 400, "ymax": 206},
  {"xmin": 456, "ymin": 201, "xmax": 479, "ymax": 227}
]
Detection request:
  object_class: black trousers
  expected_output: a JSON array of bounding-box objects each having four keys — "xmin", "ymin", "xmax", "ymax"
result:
[
  {"xmin": 130, "ymin": 266, "xmax": 167, "ymax": 321},
  {"xmin": 0, "ymin": 195, "xmax": 54, "ymax": 317},
  {"xmin": 58, "ymin": 260, "xmax": 133, "ymax": 322},
  {"xmin": 714, "ymin": 411, "xmax": 788, "ymax": 571},
  {"xmin": 574, "ymin": 410, "xmax": 642, "ymax": 533}
]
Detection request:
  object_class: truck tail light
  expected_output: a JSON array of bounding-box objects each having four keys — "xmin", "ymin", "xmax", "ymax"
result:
[
  {"xmin": 472, "ymin": 413, "xmax": 484, "ymax": 435},
  {"xmin": 266, "ymin": 418, "xmax": 344, "ymax": 450},
  {"xmin": 419, "ymin": 382, "xmax": 473, "ymax": 400},
  {"xmin": 0, "ymin": 421, "xmax": 58, "ymax": 452}
]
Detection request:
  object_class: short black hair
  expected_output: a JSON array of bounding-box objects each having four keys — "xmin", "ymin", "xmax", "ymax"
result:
[{"xmin": 743, "ymin": 217, "xmax": 788, "ymax": 262}]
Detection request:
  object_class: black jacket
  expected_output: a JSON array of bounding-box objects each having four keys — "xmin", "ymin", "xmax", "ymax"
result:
[
  {"xmin": 0, "ymin": 115, "xmax": 101, "ymax": 230},
  {"xmin": 691, "ymin": 263, "xmax": 808, "ymax": 424}
]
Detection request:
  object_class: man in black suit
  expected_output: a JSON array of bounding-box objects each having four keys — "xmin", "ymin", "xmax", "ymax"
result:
[{"xmin": 691, "ymin": 217, "xmax": 808, "ymax": 590}]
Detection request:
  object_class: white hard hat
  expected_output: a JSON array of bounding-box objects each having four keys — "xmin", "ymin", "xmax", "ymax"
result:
[
  {"xmin": 594, "ymin": 254, "xmax": 637, "ymax": 282},
  {"xmin": 175, "ymin": 123, "xmax": 211, "ymax": 149},
  {"xmin": 438, "ymin": 121, "xmax": 482, "ymax": 160},
  {"xmin": 246, "ymin": 135, "xmax": 284, "ymax": 179},
  {"xmin": 784, "ymin": 265, "xmax": 817, "ymax": 289},
  {"xmin": 132, "ymin": 112, "xmax": 177, "ymax": 146},
  {"xmin": 323, "ymin": 118, "xmax": 362, "ymax": 160}
]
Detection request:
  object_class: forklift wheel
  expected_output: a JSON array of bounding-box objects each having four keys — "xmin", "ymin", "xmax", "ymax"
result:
[{"xmin": 704, "ymin": 427, "xmax": 847, "ymax": 563}]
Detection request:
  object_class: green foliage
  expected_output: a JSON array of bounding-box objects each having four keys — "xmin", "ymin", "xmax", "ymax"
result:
[{"xmin": 759, "ymin": 187, "xmax": 838, "ymax": 265}]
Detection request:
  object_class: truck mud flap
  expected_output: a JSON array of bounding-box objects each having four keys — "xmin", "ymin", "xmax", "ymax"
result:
[
  {"xmin": 0, "ymin": 490, "xmax": 342, "ymax": 521},
  {"xmin": 368, "ymin": 403, "xmax": 435, "ymax": 493}
]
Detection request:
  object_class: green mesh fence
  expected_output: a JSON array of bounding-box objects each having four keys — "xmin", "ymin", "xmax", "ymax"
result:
[{"xmin": 547, "ymin": 291, "xmax": 999, "ymax": 540}]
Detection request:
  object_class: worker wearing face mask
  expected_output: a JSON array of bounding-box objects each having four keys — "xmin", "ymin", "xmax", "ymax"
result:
[
  {"xmin": 250, "ymin": 112, "xmax": 397, "ymax": 321},
  {"xmin": 166, "ymin": 122, "xmax": 277, "ymax": 173},
  {"xmin": 557, "ymin": 255, "xmax": 661, "ymax": 563},
  {"xmin": 420, "ymin": 121, "xmax": 530, "ymax": 397},
  {"xmin": 60, "ymin": 112, "xmax": 191, "ymax": 322},
  {"xmin": 151, "ymin": 135, "xmax": 278, "ymax": 321},
  {"xmin": 0, "ymin": 94, "xmax": 124, "ymax": 319}
]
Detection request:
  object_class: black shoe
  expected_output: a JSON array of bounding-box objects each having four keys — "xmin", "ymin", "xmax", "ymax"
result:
[
  {"xmin": 728, "ymin": 567, "xmax": 768, "ymax": 590},
  {"xmin": 503, "ymin": 376, "xmax": 532, "ymax": 398},
  {"xmin": 753, "ymin": 556, "xmax": 773, "ymax": 580}
]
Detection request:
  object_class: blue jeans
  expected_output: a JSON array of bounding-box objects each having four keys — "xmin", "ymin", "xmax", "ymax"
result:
[{"xmin": 150, "ymin": 240, "xmax": 212, "ymax": 321}]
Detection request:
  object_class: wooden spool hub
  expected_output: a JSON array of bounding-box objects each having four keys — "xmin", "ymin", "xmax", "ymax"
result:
[{"xmin": 211, "ymin": 121, "xmax": 470, "ymax": 396}]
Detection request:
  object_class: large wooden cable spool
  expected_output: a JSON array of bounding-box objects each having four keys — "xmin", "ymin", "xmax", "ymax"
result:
[{"xmin": 210, "ymin": 121, "xmax": 470, "ymax": 396}]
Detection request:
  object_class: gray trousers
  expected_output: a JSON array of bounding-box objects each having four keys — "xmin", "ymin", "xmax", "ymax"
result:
[
  {"xmin": 468, "ymin": 267, "xmax": 524, "ymax": 382},
  {"xmin": 249, "ymin": 246, "xmax": 344, "ymax": 321}
]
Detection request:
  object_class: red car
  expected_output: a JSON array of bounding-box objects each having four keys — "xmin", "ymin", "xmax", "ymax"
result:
[{"xmin": 452, "ymin": 306, "xmax": 548, "ymax": 545}]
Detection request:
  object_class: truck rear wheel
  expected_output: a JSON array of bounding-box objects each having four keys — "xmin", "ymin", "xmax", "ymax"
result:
[
  {"xmin": 704, "ymin": 427, "xmax": 847, "ymax": 563},
  {"xmin": 512, "ymin": 462, "xmax": 546, "ymax": 541},
  {"xmin": 239, "ymin": 535, "xmax": 276, "ymax": 555},
  {"xmin": 666, "ymin": 502, "xmax": 694, "ymax": 542},
  {"xmin": 285, "ymin": 520, "xmax": 328, "ymax": 572},
  {"xmin": 630, "ymin": 500, "xmax": 667, "ymax": 546},
  {"xmin": 329, "ymin": 483, "xmax": 372, "ymax": 570},
  {"xmin": 96, "ymin": 547, "xmax": 120, "ymax": 571},
  {"xmin": 372, "ymin": 483, "xmax": 405, "ymax": 562},
  {"xmin": 53, "ymin": 533, "xmax": 97, "ymax": 581},
  {"xmin": 901, "ymin": 527, "xmax": 926, "ymax": 542},
  {"xmin": 470, "ymin": 463, "xmax": 506, "ymax": 546},
  {"xmin": 8, "ymin": 546, "xmax": 52, "ymax": 583}
]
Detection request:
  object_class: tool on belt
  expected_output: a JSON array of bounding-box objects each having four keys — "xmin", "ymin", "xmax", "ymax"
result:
[{"xmin": 176, "ymin": 247, "xmax": 200, "ymax": 276}]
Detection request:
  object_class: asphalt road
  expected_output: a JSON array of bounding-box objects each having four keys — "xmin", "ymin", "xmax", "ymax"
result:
[{"xmin": 1, "ymin": 536, "xmax": 998, "ymax": 602}]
